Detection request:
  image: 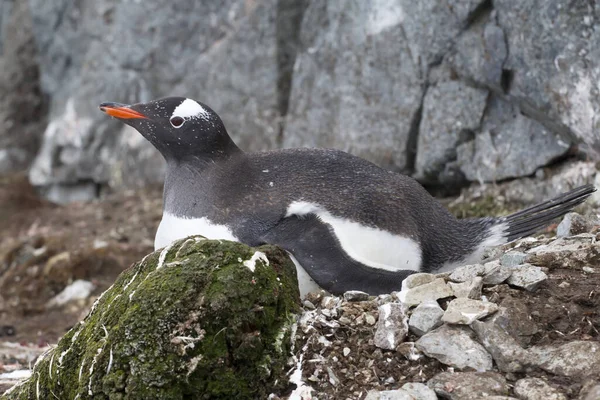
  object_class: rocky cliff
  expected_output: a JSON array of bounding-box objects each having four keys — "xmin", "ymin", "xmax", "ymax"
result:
[{"xmin": 0, "ymin": 0, "xmax": 597, "ymax": 203}]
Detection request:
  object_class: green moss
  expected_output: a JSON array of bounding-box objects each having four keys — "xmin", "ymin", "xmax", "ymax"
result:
[{"xmin": 2, "ymin": 237, "xmax": 300, "ymax": 400}]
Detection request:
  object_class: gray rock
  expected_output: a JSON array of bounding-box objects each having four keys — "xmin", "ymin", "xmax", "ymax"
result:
[
  {"xmin": 0, "ymin": 0, "xmax": 46, "ymax": 173},
  {"xmin": 427, "ymin": 371, "xmax": 509, "ymax": 400},
  {"xmin": 401, "ymin": 382, "xmax": 437, "ymax": 400},
  {"xmin": 283, "ymin": 1, "xmax": 423, "ymax": 173},
  {"xmin": 529, "ymin": 341, "xmax": 600, "ymax": 378},
  {"xmin": 442, "ymin": 298, "xmax": 499, "ymax": 325},
  {"xmin": 557, "ymin": 212, "xmax": 598, "ymax": 238},
  {"xmin": 482, "ymin": 260, "xmax": 513, "ymax": 285},
  {"xmin": 416, "ymin": 325, "xmax": 493, "ymax": 371},
  {"xmin": 471, "ymin": 318, "xmax": 530, "ymax": 373},
  {"xmin": 514, "ymin": 377, "xmax": 567, "ymax": 400},
  {"xmin": 403, "ymin": 273, "xmax": 437, "ymax": 290},
  {"xmin": 343, "ymin": 290, "xmax": 370, "ymax": 302},
  {"xmin": 399, "ymin": 278, "xmax": 454, "ymax": 307},
  {"xmin": 27, "ymin": 0, "xmax": 306, "ymax": 201},
  {"xmin": 493, "ymin": 0, "xmax": 599, "ymax": 153},
  {"xmin": 580, "ymin": 382, "xmax": 600, "ymax": 400},
  {"xmin": 397, "ymin": 342, "xmax": 424, "ymax": 361},
  {"xmin": 408, "ymin": 300, "xmax": 444, "ymax": 336},
  {"xmin": 494, "ymin": 299, "xmax": 538, "ymax": 346},
  {"xmin": 457, "ymin": 95, "xmax": 569, "ymax": 183},
  {"xmin": 364, "ymin": 389, "xmax": 415, "ymax": 400},
  {"xmin": 500, "ymin": 251, "xmax": 529, "ymax": 268},
  {"xmin": 506, "ymin": 263, "xmax": 547, "ymax": 292},
  {"xmin": 414, "ymin": 81, "xmax": 488, "ymax": 183},
  {"xmin": 374, "ymin": 303, "xmax": 408, "ymax": 350},
  {"xmin": 449, "ymin": 263, "xmax": 497, "ymax": 283},
  {"xmin": 449, "ymin": 277, "xmax": 483, "ymax": 299}
]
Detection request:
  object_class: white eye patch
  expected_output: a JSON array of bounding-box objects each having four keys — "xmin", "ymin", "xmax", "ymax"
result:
[{"xmin": 171, "ymin": 98, "xmax": 210, "ymax": 122}]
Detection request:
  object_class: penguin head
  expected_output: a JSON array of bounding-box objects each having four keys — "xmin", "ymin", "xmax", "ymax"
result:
[{"xmin": 99, "ymin": 97, "xmax": 237, "ymax": 161}]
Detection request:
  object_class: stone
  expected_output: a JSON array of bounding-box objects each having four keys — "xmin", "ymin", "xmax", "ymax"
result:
[
  {"xmin": 47, "ymin": 280, "xmax": 96, "ymax": 307},
  {"xmin": 529, "ymin": 341, "xmax": 600, "ymax": 378},
  {"xmin": 400, "ymin": 382, "xmax": 437, "ymax": 400},
  {"xmin": 500, "ymin": 251, "xmax": 529, "ymax": 268},
  {"xmin": 416, "ymin": 325, "xmax": 493, "ymax": 371},
  {"xmin": 343, "ymin": 290, "xmax": 370, "ymax": 302},
  {"xmin": 494, "ymin": 299, "xmax": 538, "ymax": 346},
  {"xmin": 397, "ymin": 342, "xmax": 423, "ymax": 361},
  {"xmin": 482, "ymin": 260, "xmax": 513, "ymax": 285},
  {"xmin": 441, "ymin": 298, "xmax": 499, "ymax": 325},
  {"xmin": 456, "ymin": 95, "xmax": 569, "ymax": 183},
  {"xmin": 364, "ymin": 389, "xmax": 415, "ymax": 400},
  {"xmin": 580, "ymin": 382, "xmax": 600, "ymax": 400},
  {"xmin": 0, "ymin": 0, "xmax": 47, "ymax": 173},
  {"xmin": 27, "ymin": 0, "xmax": 307, "ymax": 201},
  {"xmin": 449, "ymin": 263, "xmax": 497, "ymax": 283},
  {"xmin": 557, "ymin": 212, "xmax": 597, "ymax": 238},
  {"xmin": 1, "ymin": 237, "xmax": 300, "ymax": 399},
  {"xmin": 374, "ymin": 303, "xmax": 408, "ymax": 350},
  {"xmin": 506, "ymin": 263, "xmax": 547, "ymax": 292},
  {"xmin": 471, "ymin": 319, "xmax": 530, "ymax": 373},
  {"xmin": 427, "ymin": 371, "xmax": 509, "ymax": 399},
  {"xmin": 414, "ymin": 80, "xmax": 488, "ymax": 184},
  {"xmin": 513, "ymin": 377, "xmax": 567, "ymax": 400},
  {"xmin": 449, "ymin": 277, "xmax": 483, "ymax": 299},
  {"xmin": 403, "ymin": 273, "xmax": 437, "ymax": 290},
  {"xmin": 408, "ymin": 300, "xmax": 444, "ymax": 336},
  {"xmin": 399, "ymin": 278, "xmax": 453, "ymax": 307}
]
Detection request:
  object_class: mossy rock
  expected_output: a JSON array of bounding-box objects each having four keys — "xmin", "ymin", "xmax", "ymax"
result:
[{"xmin": 2, "ymin": 237, "xmax": 300, "ymax": 400}]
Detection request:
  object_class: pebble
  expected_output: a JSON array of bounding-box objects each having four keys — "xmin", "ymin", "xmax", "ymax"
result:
[
  {"xmin": 441, "ymin": 298, "xmax": 499, "ymax": 325},
  {"xmin": 449, "ymin": 263, "xmax": 499, "ymax": 283},
  {"xmin": 408, "ymin": 300, "xmax": 444, "ymax": 336},
  {"xmin": 397, "ymin": 342, "xmax": 423, "ymax": 361},
  {"xmin": 364, "ymin": 389, "xmax": 415, "ymax": 400},
  {"xmin": 471, "ymin": 319, "xmax": 530, "ymax": 373},
  {"xmin": 514, "ymin": 377, "xmax": 567, "ymax": 400},
  {"xmin": 500, "ymin": 251, "xmax": 528, "ymax": 267},
  {"xmin": 416, "ymin": 325, "xmax": 493, "ymax": 371},
  {"xmin": 482, "ymin": 260, "xmax": 513, "ymax": 285},
  {"xmin": 374, "ymin": 303, "xmax": 408, "ymax": 350},
  {"xmin": 448, "ymin": 276, "xmax": 483, "ymax": 299},
  {"xmin": 427, "ymin": 371, "xmax": 509, "ymax": 399},
  {"xmin": 399, "ymin": 278, "xmax": 453, "ymax": 306},
  {"xmin": 343, "ymin": 347, "xmax": 350, "ymax": 357},
  {"xmin": 343, "ymin": 290, "xmax": 370, "ymax": 302},
  {"xmin": 506, "ymin": 264, "xmax": 547, "ymax": 291},
  {"xmin": 401, "ymin": 382, "xmax": 437, "ymax": 400},
  {"xmin": 403, "ymin": 273, "xmax": 437, "ymax": 289}
]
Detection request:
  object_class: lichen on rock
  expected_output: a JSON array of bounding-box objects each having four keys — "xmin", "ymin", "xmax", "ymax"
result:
[{"xmin": 1, "ymin": 236, "xmax": 300, "ymax": 400}]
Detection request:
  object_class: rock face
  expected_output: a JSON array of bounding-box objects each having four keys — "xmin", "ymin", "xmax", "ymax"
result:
[
  {"xmin": 2, "ymin": 237, "xmax": 300, "ymax": 399},
  {"xmin": 0, "ymin": 0, "xmax": 592, "ymax": 201},
  {"xmin": 0, "ymin": 0, "xmax": 47, "ymax": 173}
]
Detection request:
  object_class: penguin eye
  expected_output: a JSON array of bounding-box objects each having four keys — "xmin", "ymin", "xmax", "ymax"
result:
[{"xmin": 170, "ymin": 116, "xmax": 185, "ymax": 128}]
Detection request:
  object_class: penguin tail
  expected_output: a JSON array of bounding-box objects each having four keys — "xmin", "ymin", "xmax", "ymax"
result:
[{"xmin": 493, "ymin": 184, "xmax": 596, "ymax": 244}]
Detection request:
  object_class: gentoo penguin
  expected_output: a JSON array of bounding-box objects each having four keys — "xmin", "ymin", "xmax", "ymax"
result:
[{"xmin": 100, "ymin": 97, "xmax": 596, "ymax": 296}]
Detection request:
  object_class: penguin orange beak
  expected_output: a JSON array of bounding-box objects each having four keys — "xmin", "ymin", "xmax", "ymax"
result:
[{"xmin": 99, "ymin": 102, "xmax": 148, "ymax": 119}]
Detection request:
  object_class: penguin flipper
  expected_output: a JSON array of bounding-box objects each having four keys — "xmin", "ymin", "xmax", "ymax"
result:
[{"xmin": 261, "ymin": 214, "xmax": 415, "ymax": 295}]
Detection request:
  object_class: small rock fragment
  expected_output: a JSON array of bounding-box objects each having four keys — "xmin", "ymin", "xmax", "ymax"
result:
[
  {"xmin": 442, "ymin": 298, "xmax": 499, "ymax": 325},
  {"xmin": 557, "ymin": 212, "xmax": 596, "ymax": 237},
  {"xmin": 514, "ymin": 377, "xmax": 567, "ymax": 400},
  {"xmin": 529, "ymin": 341, "xmax": 600, "ymax": 377},
  {"xmin": 495, "ymin": 298, "xmax": 538, "ymax": 346},
  {"xmin": 401, "ymin": 382, "xmax": 437, "ymax": 400},
  {"xmin": 471, "ymin": 319, "xmax": 530, "ymax": 373},
  {"xmin": 47, "ymin": 280, "xmax": 96, "ymax": 307},
  {"xmin": 449, "ymin": 263, "xmax": 498, "ymax": 283},
  {"xmin": 583, "ymin": 266, "xmax": 595, "ymax": 273},
  {"xmin": 399, "ymin": 278, "xmax": 453, "ymax": 306},
  {"xmin": 343, "ymin": 290, "xmax": 370, "ymax": 302},
  {"xmin": 482, "ymin": 260, "xmax": 513, "ymax": 285},
  {"xmin": 397, "ymin": 342, "xmax": 423, "ymax": 361},
  {"xmin": 506, "ymin": 264, "xmax": 547, "ymax": 291},
  {"xmin": 343, "ymin": 347, "xmax": 350, "ymax": 357},
  {"xmin": 500, "ymin": 251, "xmax": 528, "ymax": 267},
  {"xmin": 364, "ymin": 389, "xmax": 415, "ymax": 400},
  {"xmin": 448, "ymin": 276, "xmax": 483, "ymax": 299},
  {"xmin": 427, "ymin": 371, "xmax": 509, "ymax": 399},
  {"xmin": 416, "ymin": 325, "xmax": 493, "ymax": 371},
  {"xmin": 374, "ymin": 303, "xmax": 408, "ymax": 350},
  {"xmin": 408, "ymin": 300, "xmax": 444, "ymax": 336},
  {"xmin": 580, "ymin": 382, "xmax": 600, "ymax": 400},
  {"xmin": 403, "ymin": 273, "xmax": 437, "ymax": 289}
]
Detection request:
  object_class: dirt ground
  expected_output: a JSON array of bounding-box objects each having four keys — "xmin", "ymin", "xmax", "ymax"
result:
[{"xmin": 1, "ymin": 173, "xmax": 599, "ymax": 398}]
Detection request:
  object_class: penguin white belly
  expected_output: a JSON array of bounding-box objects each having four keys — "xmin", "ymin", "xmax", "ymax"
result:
[
  {"xmin": 285, "ymin": 201, "xmax": 422, "ymax": 272},
  {"xmin": 154, "ymin": 212, "xmax": 238, "ymax": 250}
]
